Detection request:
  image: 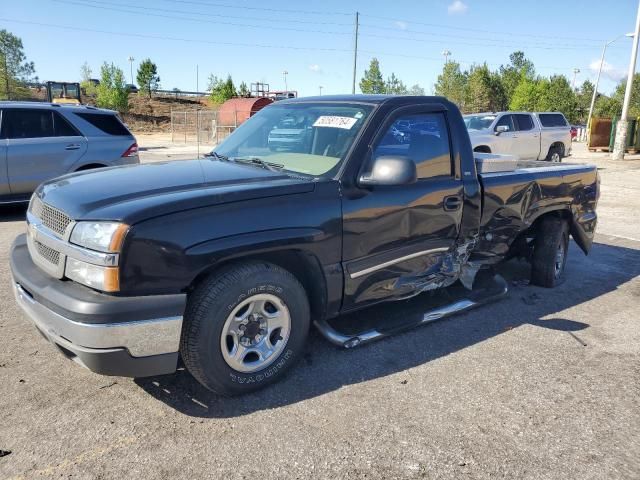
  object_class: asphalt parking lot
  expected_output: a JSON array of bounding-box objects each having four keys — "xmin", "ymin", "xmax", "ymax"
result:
[{"xmin": 0, "ymin": 143, "xmax": 639, "ymax": 479}]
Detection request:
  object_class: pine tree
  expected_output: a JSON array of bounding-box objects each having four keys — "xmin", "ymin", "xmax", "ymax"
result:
[{"xmin": 359, "ymin": 58, "xmax": 385, "ymax": 94}]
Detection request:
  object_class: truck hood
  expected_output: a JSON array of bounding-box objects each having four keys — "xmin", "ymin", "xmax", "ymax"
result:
[{"xmin": 36, "ymin": 159, "xmax": 314, "ymax": 224}]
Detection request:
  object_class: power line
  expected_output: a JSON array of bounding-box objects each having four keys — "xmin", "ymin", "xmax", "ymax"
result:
[
  {"xmin": 159, "ymin": 0, "xmax": 353, "ymax": 16},
  {"xmin": 51, "ymin": 0, "xmax": 608, "ymax": 52},
  {"xmin": 0, "ymin": 18, "xmax": 353, "ymax": 53},
  {"xmin": 51, "ymin": 0, "xmax": 352, "ymax": 36},
  {"xmin": 358, "ymin": 30, "xmax": 600, "ymax": 51},
  {"xmin": 53, "ymin": 0, "xmax": 353, "ymax": 26},
  {"xmin": 0, "ymin": 17, "xmax": 597, "ymax": 77},
  {"xmin": 361, "ymin": 13, "xmax": 607, "ymax": 44}
]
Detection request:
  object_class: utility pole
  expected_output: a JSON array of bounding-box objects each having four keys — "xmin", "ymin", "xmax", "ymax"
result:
[
  {"xmin": 196, "ymin": 64, "xmax": 199, "ymax": 94},
  {"xmin": 572, "ymin": 68, "xmax": 580, "ymax": 90},
  {"xmin": 127, "ymin": 56, "xmax": 134, "ymax": 85},
  {"xmin": 442, "ymin": 49, "xmax": 451, "ymax": 64},
  {"xmin": 283, "ymin": 70, "xmax": 288, "ymax": 92},
  {"xmin": 319, "ymin": 85, "xmax": 323, "ymax": 96},
  {"xmin": 352, "ymin": 11, "xmax": 359, "ymax": 94},
  {"xmin": 613, "ymin": 0, "xmax": 640, "ymax": 161}
]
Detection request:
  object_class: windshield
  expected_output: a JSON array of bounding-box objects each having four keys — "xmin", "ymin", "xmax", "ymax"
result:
[
  {"xmin": 214, "ymin": 102, "xmax": 373, "ymax": 177},
  {"xmin": 464, "ymin": 114, "xmax": 496, "ymax": 131}
]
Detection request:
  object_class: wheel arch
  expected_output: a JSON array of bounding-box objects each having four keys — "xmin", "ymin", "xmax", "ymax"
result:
[
  {"xmin": 75, "ymin": 163, "xmax": 108, "ymax": 171},
  {"xmin": 187, "ymin": 246, "xmax": 330, "ymax": 323},
  {"xmin": 511, "ymin": 207, "xmax": 590, "ymax": 257},
  {"xmin": 473, "ymin": 145, "xmax": 492, "ymax": 153}
]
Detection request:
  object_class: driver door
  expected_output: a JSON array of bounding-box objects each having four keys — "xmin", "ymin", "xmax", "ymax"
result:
[
  {"xmin": 341, "ymin": 107, "xmax": 464, "ymax": 310},
  {"xmin": 493, "ymin": 114, "xmax": 517, "ymax": 155}
]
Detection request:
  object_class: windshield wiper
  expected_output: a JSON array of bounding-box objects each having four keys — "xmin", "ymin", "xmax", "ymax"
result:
[
  {"xmin": 231, "ymin": 157, "xmax": 284, "ymax": 172},
  {"xmin": 205, "ymin": 151, "xmax": 229, "ymax": 161}
]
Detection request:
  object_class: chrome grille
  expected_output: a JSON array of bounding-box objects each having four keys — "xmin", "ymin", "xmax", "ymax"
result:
[
  {"xmin": 30, "ymin": 197, "xmax": 71, "ymax": 237},
  {"xmin": 34, "ymin": 240, "xmax": 61, "ymax": 265}
]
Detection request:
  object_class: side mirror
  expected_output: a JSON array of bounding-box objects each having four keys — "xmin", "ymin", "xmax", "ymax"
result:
[
  {"xmin": 495, "ymin": 125, "xmax": 509, "ymax": 135},
  {"xmin": 359, "ymin": 156, "xmax": 417, "ymax": 187}
]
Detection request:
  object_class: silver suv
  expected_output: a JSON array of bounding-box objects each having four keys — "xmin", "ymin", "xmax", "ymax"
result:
[{"xmin": 0, "ymin": 102, "xmax": 139, "ymax": 203}]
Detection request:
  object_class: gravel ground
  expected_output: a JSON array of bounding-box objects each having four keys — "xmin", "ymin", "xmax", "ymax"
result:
[{"xmin": 0, "ymin": 143, "xmax": 638, "ymax": 479}]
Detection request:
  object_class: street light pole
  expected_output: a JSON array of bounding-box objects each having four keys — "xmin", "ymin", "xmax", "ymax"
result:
[
  {"xmin": 283, "ymin": 70, "xmax": 288, "ymax": 92},
  {"xmin": 319, "ymin": 85, "xmax": 323, "ymax": 96},
  {"xmin": 613, "ymin": 1, "xmax": 640, "ymax": 160},
  {"xmin": 442, "ymin": 50, "xmax": 451, "ymax": 64},
  {"xmin": 127, "ymin": 56, "xmax": 134, "ymax": 85},
  {"xmin": 572, "ymin": 68, "xmax": 580, "ymax": 90},
  {"xmin": 587, "ymin": 33, "xmax": 634, "ymax": 137}
]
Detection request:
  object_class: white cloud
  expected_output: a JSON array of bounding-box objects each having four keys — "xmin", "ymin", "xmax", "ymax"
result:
[
  {"xmin": 589, "ymin": 59, "xmax": 626, "ymax": 82},
  {"xmin": 394, "ymin": 20, "xmax": 408, "ymax": 30},
  {"xmin": 448, "ymin": 0, "xmax": 468, "ymax": 14},
  {"xmin": 308, "ymin": 64, "xmax": 322, "ymax": 73}
]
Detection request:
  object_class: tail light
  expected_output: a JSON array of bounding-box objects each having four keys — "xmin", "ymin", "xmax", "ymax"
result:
[{"xmin": 121, "ymin": 142, "xmax": 138, "ymax": 158}]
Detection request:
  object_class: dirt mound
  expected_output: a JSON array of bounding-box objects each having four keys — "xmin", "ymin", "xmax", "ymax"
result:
[{"xmin": 124, "ymin": 94, "xmax": 211, "ymax": 133}]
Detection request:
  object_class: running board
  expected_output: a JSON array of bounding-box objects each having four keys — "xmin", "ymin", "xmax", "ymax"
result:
[{"xmin": 314, "ymin": 274, "xmax": 509, "ymax": 349}]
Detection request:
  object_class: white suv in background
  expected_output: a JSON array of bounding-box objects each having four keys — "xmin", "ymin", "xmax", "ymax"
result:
[
  {"xmin": 0, "ymin": 102, "xmax": 139, "ymax": 204},
  {"xmin": 464, "ymin": 111, "xmax": 571, "ymax": 162}
]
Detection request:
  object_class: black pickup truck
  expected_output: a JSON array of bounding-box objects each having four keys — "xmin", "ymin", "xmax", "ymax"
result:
[{"xmin": 10, "ymin": 95, "xmax": 599, "ymax": 395}]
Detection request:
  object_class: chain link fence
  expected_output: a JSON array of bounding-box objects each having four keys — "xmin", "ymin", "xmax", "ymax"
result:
[{"xmin": 170, "ymin": 109, "xmax": 252, "ymax": 144}]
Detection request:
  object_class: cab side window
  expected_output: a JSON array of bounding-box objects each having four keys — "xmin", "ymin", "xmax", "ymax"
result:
[
  {"xmin": 494, "ymin": 114, "xmax": 515, "ymax": 132},
  {"xmin": 515, "ymin": 114, "xmax": 534, "ymax": 131},
  {"xmin": 2, "ymin": 109, "xmax": 54, "ymax": 139},
  {"xmin": 373, "ymin": 112, "xmax": 452, "ymax": 179}
]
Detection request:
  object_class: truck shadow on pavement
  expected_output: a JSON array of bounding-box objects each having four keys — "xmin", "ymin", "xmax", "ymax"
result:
[{"xmin": 136, "ymin": 237, "xmax": 640, "ymax": 418}]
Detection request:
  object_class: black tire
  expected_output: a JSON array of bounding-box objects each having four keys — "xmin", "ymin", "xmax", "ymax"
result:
[
  {"xmin": 530, "ymin": 217, "xmax": 569, "ymax": 288},
  {"xmin": 180, "ymin": 262, "xmax": 310, "ymax": 396},
  {"xmin": 545, "ymin": 145, "xmax": 563, "ymax": 162}
]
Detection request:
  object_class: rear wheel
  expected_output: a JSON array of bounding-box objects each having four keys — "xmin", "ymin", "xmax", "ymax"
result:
[
  {"xmin": 180, "ymin": 262, "xmax": 310, "ymax": 395},
  {"xmin": 546, "ymin": 145, "xmax": 563, "ymax": 162},
  {"xmin": 530, "ymin": 217, "xmax": 569, "ymax": 288}
]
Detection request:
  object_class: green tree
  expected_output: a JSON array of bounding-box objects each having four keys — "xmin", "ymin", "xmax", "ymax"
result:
[
  {"xmin": 96, "ymin": 62, "xmax": 129, "ymax": 113},
  {"xmin": 209, "ymin": 74, "xmax": 236, "ymax": 104},
  {"xmin": 238, "ymin": 81, "xmax": 250, "ymax": 97},
  {"xmin": 537, "ymin": 75, "xmax": 577, "ymax": 121},
  {"xmin": 500, "ymin": 51, "xmax": 536, "ymax": 105},
  {"xmin": 385, "ymin": 73, "xmax": 408, "ymax": 94},
  {"xmin": 594, "ymin": 74, "xmax": 640, "ymax": 119},
  {"xmin": 0, "ymin": 29, "xmax": 36, "ymax": 100},
  {"xmin": 594, "ymin": 95, "xmax": 621, "ymax": 118},
  {"xmin": 509, "ymin": 77, "xmax": 540, "ymax": 111},
  {"xmin": 359, "ymin": 58, "xmax": 385, "ymax": 94},
  {"xmin": 434, "ymin": 61, "xmax": 467, "ymax": 108},
  {"xmin": 465, "ymin": 64, "xmax": 501, "ymax": 113},
  {"xmin": 136, "ymin": 58, "xmax": 160, "ymax": 99},
  {"xmin": 575, "ymin": 80, "xmax": 595, "ymax": 123},
  {"xmin": 80, "ymin": 61, "xmax": 97, "ymax": 97},
  {"xmin": 408, "ymin": 84, "xmax": 425, "ymax": 96}
]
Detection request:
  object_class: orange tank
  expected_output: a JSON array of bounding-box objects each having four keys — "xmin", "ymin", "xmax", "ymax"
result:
[{"xmin": 217, "ymin": 97, "xmax": 273, "ymax": 126}]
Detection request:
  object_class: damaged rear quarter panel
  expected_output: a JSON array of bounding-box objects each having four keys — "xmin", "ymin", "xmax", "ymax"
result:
[{"xmin": 473, "ymin": 164, "xmax": 598, "ymax": 263}]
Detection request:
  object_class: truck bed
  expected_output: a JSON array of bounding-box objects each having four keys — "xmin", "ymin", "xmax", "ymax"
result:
[{"xmin": 472, "ymin": 156, "xmax": 599, "ymax": 263}]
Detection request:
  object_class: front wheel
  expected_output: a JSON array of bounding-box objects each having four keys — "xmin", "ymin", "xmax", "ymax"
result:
[
  {"xmin": 530, "ymin": 217, "xmax": 569, "ymax": 288},
  {"xmin": 180, "ymin": 262, "xmax": 310, "ymax": 395}
]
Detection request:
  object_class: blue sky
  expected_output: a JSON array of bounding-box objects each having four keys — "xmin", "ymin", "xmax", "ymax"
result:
[{"xmin": 2, "ymin": 0, "xmax": 639, "ymax": 97}]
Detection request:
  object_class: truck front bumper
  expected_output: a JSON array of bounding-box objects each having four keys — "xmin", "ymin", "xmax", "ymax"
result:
[{"xmin": 10, "ymin": 234, "xmax": 186, "ymax": 378}]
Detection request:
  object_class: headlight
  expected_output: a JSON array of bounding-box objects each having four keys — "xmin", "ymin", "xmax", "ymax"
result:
[
  {"xmin": 65, "ymin": 258, "xmax": 120, "ymax": 292},
  {"xmin": 70, "ymin": 222, "xmax": 129, "ymax": 253}
]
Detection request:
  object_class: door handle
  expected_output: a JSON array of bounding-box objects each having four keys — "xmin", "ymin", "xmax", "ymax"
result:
[
  {"xmin": 443, "ymin": 196, "xmax": 462, "ymax": 211},
  {"xmin": 65, "ymin": 144, "xmax": 81, "ymax": 150}
]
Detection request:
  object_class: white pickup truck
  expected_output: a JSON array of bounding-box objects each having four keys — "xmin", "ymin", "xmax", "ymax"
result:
[{"xmin": 464, "ymin": 112, "xmax": 572, "ymax": 162}]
